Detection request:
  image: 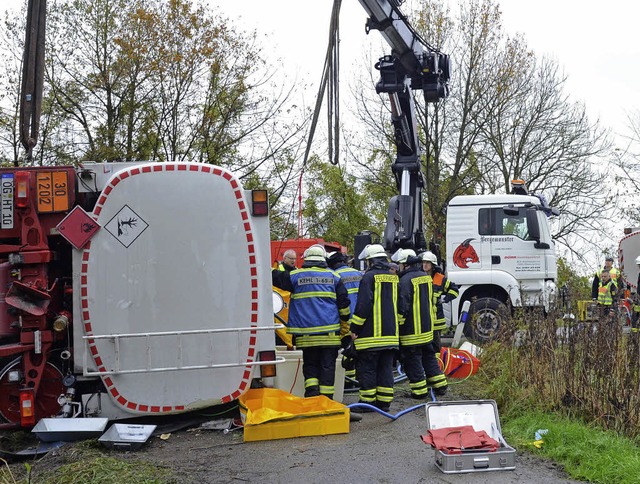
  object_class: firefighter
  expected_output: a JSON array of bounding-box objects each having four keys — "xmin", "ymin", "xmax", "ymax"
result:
[
  {"xmin": 272, "ymin": 244, "xmax": 351, "ymax": 399},
  {"xmin": 421, "ymin": 251, "xmax": 459, "ymax": 351},
  {"xmin": 349, "ymin": 244, "xmax": 399, "ymax": 411},
  {"xmin": 591, "ymin": 256, "xmax": 622, "ymax": 298},
  {"xmin": 327, "ymin": 251, "xmax": 362, "ymax": 385},
  {"xmin": 595, "ymin": 269, "xmax": 618, "ymax": 322},
  {"xmin": 394, "ymin": 249, "xmax": 447, "ymax": 398}
]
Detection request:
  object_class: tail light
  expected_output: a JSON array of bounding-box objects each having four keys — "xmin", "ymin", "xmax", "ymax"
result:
[
  {"xmin": 15, "ymin": 171, "xmax": 31, "ymax": 208},
  {"xmin": 20, "ymin": 389, "xmax": 36, "ymax": 426},
  {"xmin": 259, "ymin": 350, "xmax": 277, "ymax": 378},
  {"xmin": 251, "ymin": 190, "xmax": 268, "ymax": 216}
]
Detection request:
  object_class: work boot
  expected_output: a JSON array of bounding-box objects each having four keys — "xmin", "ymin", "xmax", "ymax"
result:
[
  {"xmin": 375, "ymin": 402, "xmax": 390, "ymax": 412},
  {"xmin": 433, "ymin": 386, "xmax": 448, "ymax": 397},
  {"xmin": 354, "ymin": 401, "xmax": 376, "ymax": 413}
]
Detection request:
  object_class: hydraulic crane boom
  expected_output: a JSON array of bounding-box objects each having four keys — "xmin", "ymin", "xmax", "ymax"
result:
[{"xmin": 357, "ymin": 0, "xmax": 449, "ymax": 252}]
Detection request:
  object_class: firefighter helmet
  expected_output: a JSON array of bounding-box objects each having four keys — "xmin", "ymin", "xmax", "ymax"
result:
[
  {"xmin": 327, "ymin": 251, "xmax": 346, "ymax": 269},
  {"xmin": 303, "ymin": 244, "xmax": 327, "ymax": 262},
  {"xmin": 391, "ymin": 248, "xmax": 416, "ymax": 264},
  {"xmin": 358, "ymin": 244, "xmax": 387, "ymax": 260},
  {"xmin": 421, "ymin": 251, "xmax": 438, "ymax": 264}
]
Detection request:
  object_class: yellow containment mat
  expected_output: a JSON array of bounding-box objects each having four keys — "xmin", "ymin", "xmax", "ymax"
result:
[{"xmin": 238, "ymin": 388, "xmax": 350, "ymax": 442}]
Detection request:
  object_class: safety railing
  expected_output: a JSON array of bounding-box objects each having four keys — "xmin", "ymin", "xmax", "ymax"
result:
[{"xmin": 82, "ymin": 324, "xmax": 285, "ymax": 376}]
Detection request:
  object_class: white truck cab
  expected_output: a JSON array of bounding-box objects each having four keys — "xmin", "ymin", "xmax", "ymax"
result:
[{"xmin": 445, "ymin": 191, "xmax": 558, "ymax": 341}]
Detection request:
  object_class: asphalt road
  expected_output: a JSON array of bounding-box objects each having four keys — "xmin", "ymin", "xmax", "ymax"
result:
[{"xmin": 136, "ymin": 382, "xmax": 581, "ymax": 484}]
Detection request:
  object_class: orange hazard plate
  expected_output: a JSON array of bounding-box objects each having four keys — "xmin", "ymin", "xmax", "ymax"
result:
[{"xmin": 36, "ymin": 171, "xmax": 70, "ymax": 213}]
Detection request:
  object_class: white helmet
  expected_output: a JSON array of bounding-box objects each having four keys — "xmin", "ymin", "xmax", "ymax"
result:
[
  {"xmin": 358, "ymin": 244, "xmax": 387, "ymax": 260},
  {"xmin": 635, "ymin": 256, "xmax": 640, "ymax": 265},
  {"xmin": 391, "ymin": 248, "xmax": 416, "ymax": 264},
  {"xmin": 421, "ymin": 251, "xmax": 438, "ymax": 265},
  {"xmin": 303, "ymin": 244, "xmax": 327, "ymax": 262}
]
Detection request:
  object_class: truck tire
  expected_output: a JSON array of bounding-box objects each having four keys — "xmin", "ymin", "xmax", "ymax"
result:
[{"xmin": 463, "ymin": 297, "xmax": 509, "ymax": 342}]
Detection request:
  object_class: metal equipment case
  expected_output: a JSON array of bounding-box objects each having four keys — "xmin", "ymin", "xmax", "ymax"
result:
[{"xmin": 424, "ymin": 400, "xmax": 516, "ymax": 474}]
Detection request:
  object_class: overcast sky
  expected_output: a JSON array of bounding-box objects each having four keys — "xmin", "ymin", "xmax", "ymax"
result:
[
  {"xmin": 2, "ymin": 0, "xmax": 637, "ymax": 135},
  {"xmin": 207, "ymin": 0, "xmax": 640, "ymax": 139}
]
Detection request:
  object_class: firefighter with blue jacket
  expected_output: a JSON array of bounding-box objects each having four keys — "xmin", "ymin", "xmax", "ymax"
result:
[
  {"xmin": 327, "ymin": 251, "xmax": 362, "ymax": 384},
  {"xmin": 272, "ymin": 244, "xmax": 351, "ymax": 399},
  {"xmin": 349, "ymin": 244, "xmax": 399, "ymax": 411}
]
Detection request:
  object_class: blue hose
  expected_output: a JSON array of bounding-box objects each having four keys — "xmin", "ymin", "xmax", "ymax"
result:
[{"xmin": 347, "ymin": 388, "xmax": 436, "ymax": 420}]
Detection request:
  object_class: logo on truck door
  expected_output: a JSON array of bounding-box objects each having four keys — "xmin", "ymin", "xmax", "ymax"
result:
[{"xmin": 453, "ymin": 238, "xmax": 479, "ymax": 269}]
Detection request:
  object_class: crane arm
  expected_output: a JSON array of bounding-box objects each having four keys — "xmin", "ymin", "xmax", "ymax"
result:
[{"xmin": 357, "ymin": 0, "xmax": 449, "ymax": 252}]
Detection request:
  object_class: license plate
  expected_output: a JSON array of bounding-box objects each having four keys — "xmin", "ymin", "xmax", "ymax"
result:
[
  {"xmin": 1, "ymin": 173, "xmax": 14, "ymax": 229},
  {"xmin": 37, "ymin": 171, "xmax": 70, "ymax": 213}
]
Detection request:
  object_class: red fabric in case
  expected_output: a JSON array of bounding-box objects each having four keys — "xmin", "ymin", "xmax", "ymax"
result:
[{"xmin": 421, "ymin": 425, "xmax": 499, "ymax": 454}]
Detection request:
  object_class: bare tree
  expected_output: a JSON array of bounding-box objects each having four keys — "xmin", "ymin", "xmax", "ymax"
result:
[{"xmin": 348, "ymin": 0, "xmax": 612, "ymax": 260}]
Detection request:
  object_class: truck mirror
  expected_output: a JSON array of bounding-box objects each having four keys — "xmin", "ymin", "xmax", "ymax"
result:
[{"xmin": 526, "ymin": 208, "xmax": 549, "ymax": 248}]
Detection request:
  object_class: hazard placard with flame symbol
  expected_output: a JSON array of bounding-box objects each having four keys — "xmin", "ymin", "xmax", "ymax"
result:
[{"xmin": 56, "ymin": 205, "xmax": 100, "ymax": 250}]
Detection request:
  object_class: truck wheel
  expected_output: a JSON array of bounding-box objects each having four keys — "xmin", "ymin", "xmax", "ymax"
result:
[
  {"xmin": 0, "ymin": 357, "xmax": 65, "ymax": 424},
  {"xmin": 464, "ymin": 297, "xmax": 509, "ymax": 342}
]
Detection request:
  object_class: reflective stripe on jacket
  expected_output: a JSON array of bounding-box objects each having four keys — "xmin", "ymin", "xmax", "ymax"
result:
[
  {"xmin": 288, "ymin": 267, "xmax": 349, "ymax": 335},
  {"xmin": 432, "ymin": 272, "xmax": 459, "ymax": 331},
  {"xmin": 597, "ymin": 280, "xmax": 617, "ymax": 306},
  {"xmin": 398, "ymin": 266, "xmax": 434, "ymax": 346},
  {"xmin": 350, "ymin": 264, "xmax": 399, "ymax": 351},
  {"xmin": 336, "ymin": 265, "xmax": 363, "ymax": 314}
]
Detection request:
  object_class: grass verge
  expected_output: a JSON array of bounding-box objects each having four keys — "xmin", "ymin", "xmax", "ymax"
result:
[{"xmin": 501, "ymin": 411, "xmax": 640, "ymax": 484}]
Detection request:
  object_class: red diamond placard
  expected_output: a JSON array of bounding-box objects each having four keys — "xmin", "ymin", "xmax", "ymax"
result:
[{"xmin": 56, "ymin": 206, "xmax": 100, "ymax": 250}]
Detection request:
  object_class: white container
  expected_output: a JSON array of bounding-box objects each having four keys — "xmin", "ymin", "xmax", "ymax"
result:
[
  {"xmin": 32, "ymin": 417, "xmax": 109, "ymax": 442},
  {"xmin": 274, "ymin": 347, "xmax": 345, "ymax": 402}
]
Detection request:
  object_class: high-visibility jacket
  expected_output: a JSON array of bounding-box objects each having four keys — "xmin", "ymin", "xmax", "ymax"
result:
[
  {"xmin": 597, "ymin": 280, "xmax": 618, "ymax": 306},
  {"xmin": 349, "ymin": 262, "xmax": 399, "ymax": 351},
  {"xmin": 287, "ymin": 267, "xmax": 350, "ymax": 336},
  {"xmin": 397, "ymin": 266, "xmax": 435, "ymax": 346},
  {"xmin": 597, "ymin": 267, "xmax": 620, "ymax": 282},
  {"xmin": 432, "ymin": 272, "xmax": 459, "ymax": 331},
  {"xmin": 591, "ymin": 267, "xmax": 623, "ymax": 299},
  {"xmin": 335, "ymin": 265, "xmax": 363, "ymax": 314}
]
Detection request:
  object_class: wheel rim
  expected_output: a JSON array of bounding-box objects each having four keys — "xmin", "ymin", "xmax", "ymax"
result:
[
  {"xmin": 472, "ymin": 308, "xmax": 501, "ymax": 340},
  {"xmin": 0, "ymin": 358, "xmax": 65, "ymax": 424}
]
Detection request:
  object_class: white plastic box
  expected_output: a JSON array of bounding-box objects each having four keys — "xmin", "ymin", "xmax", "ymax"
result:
[{"xmin": 274, "ymin": 347, "xmax": 345, "ymax": 402}]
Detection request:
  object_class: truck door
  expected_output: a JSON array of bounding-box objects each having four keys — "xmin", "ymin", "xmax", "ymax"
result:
[{"xmin": 486, "ymin": 205, "xmax": 547, "ymax": 301}]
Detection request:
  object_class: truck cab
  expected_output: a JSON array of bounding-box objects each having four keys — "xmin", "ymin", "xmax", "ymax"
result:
[{"xmin": 445, "ymin": 192, "xmax": 558, "ymax": 341}]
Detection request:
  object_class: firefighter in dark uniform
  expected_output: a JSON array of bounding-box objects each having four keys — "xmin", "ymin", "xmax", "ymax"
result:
[
  {"xmin": 327, "ymin": 251, "xmax": 362, "ymax": 384},
  {"xmin": 393, "ymin": 248, "xmax": 446, "ymax": 398},
  {"xmin": 422, "ymin": 251, "xmax": 459, "ymax": 351},
  {"xmin": 349, "ymin": 244, "xmax": 399, "ymax": 411},
  {"xmin": 272, "ymin": 244, "xmax": 350, "ymax": 399}
]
